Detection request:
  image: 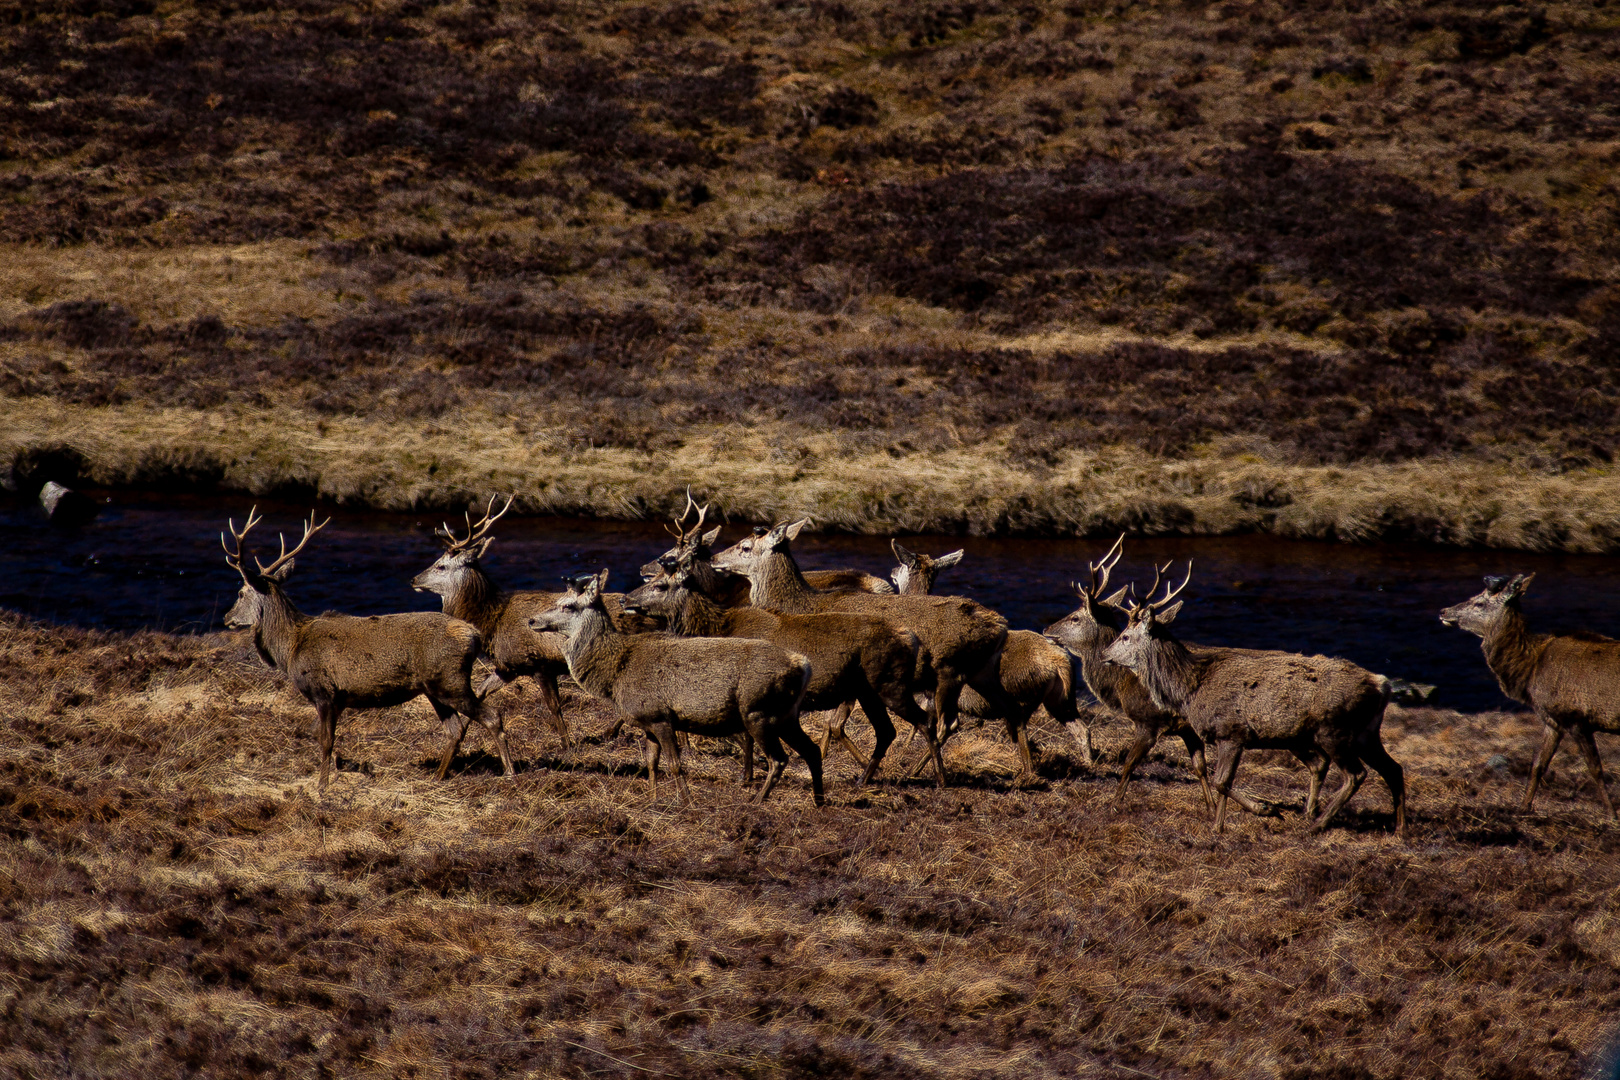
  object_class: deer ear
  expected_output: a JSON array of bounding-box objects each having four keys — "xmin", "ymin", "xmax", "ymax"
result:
[
  {"xmin": 1156, "ymin": 600, "xmax": 1183, "ymax": 625},
  {"xmin": 785, "ymin": 518, "xmax": 810, "ymax": 542},
  {"xmin": 267, "ymin": 558, "xmax": 295, "ymax": 582},
  {"xmin": 1511, "ymin": 573, "xmax": 1535, "ymax": 597},
  {"xmin": 592, "ymin": 568, "xmax": 610, "ymax": 596},
  {"xmin": 701, "ymin": 526, "xmax": 722, "ymax": 546},
  {"xmin": 891, "ymin": 538, "xmax": 918, "ymax": 567},
  {"xmin": 936, "ymin": 549, "xmax": 965, "ymax": 569},
  {"xmin": 1102, "ymin": 586, "xmax": 1130, "ymax": 608}
]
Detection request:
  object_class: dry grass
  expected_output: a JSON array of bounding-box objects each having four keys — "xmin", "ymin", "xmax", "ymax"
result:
[
  {"xmin": 9, "ymin": 397, "xmax": 1620, "ymax": 551},
  {"xmin": 3, "ymin": 611, "xmax": 1618, "ymax": 1078},
  {"xmin": 2, "ymin": 0, "xmax": 1619, "ymax": 550}
]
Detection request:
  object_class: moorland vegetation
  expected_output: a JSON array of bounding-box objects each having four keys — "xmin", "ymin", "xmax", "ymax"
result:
[{"xmin": 2, "ymin": 0, "xmax": 1620, "ymax": 547}]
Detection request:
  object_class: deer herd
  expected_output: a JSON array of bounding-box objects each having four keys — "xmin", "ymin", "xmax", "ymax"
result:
[{"xmin": 218, "ymin": 493, "xmax": 1620, "ymax": 834}]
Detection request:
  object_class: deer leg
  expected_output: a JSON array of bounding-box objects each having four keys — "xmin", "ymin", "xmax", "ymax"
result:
[
  {"xmin": 735, "ymin": 730, "xmax": 756, "ymax": 785},
  {"xmin": 1311, "ymin": 753, "xmax": 1366, "ymax": 833},
  {"xmin": 764, "ymin": 715, "xmax": 826, "ymax": 807},
  {"xmin": 314, "ymin": 699, "xmax": 339, "ymax": 796},
  {"xmin": 607, "ymin": 712, "xmax": 629, "ymax": 741},
  {"xmin": 857, "ymin": 692, "xmax": 899, "ymax": 787},
  {"xmin": 1006, "ymin": 703, "xmax": 1039, "ymax": 778},
  {"xmin": 1303, "ymin": 752, "xmax": 1330, "ymax": 820},
  {"xmin": 536, "ymin": 670, "xmax": 569, "ymax": 750},
  {"xmin": 833, "ymin": 703, "xmax": 873, "ymax": 770},
  {"xmin": 1359, "ymin": 736, "xmax": 1407, "ymax": 834},
  {"xmin": 1568, "ymin": 724, "xmax": 1617, "ymax": 820},
  {"xmin": 752, "ymin": 720, "xmax": 791, "ymax": 805},
  {"xmin": 1179, "ymin": 729, "xmax": 1214, "ymax": 814},
  {"xmin": 431, "ymin": 697, "xmax": 471, "ymax": 781},
  {"xmin": 1114, "ymin": 727, "xmax": 1157, "ymax": 806},
  {"xmin": 643, "ymin": 734, "xmax": 661, "ymax": 799},
  {"xmin": 1522, "ymin": 720, "xmax": 1565, "ymax": 812},
  {"xmin": 1211, "ymin": 742, "xmax": 1244, "ymax": 834},
  {"xmin": 650, "ymin": 721, "xmax": 688, "ymax": 806}
]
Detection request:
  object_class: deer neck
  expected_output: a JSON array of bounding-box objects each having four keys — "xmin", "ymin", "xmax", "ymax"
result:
[
  {"xmin": 1132, "ymin": 633, "xmax": 1202, "ymax": 714},
  {"xmin": 254, "ymin": 585, "xmax": 306, "ymax": 672},
  {"xmin": 1070, "ymin": 626, "xmax": 1126, "ymax": 705},
  {"xmin": 747, "ymin": 550, "xmax": 815, "ymax": 610},
  {"xmin": 664, "ymin": 589, "xmax": 727, "ymax": 637},
  {"xmin": 441, "ymin": 563, "xmax": 505, "ymax": 635},
  {"xmin": 560, "ymin": 607, "xmax": 633, "ymax": 699},
  {"xmin": 1480, "ymin": 606, "xmax": 1550, "ymax": 705}
]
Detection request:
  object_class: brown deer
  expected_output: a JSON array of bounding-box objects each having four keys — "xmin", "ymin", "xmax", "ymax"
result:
[
  {"xmin": 712, "ymin": 519, "xmax": 1010, "ymax": 785},
  {"xmin": 1101, "ymin": 563, "xmax": 1405, "ymax": 834},
  {"xmin": 529, "ymin": 570, "xmax": 824, "ymax": 806},
  {"xmin": 886, "ymin": 540, "xmax": 1096, "ymax": 777},
  {"xmin": 411, "ymin": 495, "xmax": 572, "ymax": 747},
  {"xmin": 1441, "ymin": 574, "xmax": 1618, "ymax": 818},
  {"xmin": 623, "ymin": 554, "xmax": 934, "ymax": 784},
  {"xmin": 1043, "ymin": 538, "xmax": 1279, "ymax": 816},
  {"xmin": 640, "ymin": 491, "xmax": 893, "ymax": 601},
  {"xmin": 222, "ymin": 508, "xmax": 511, "ymax": 794}
]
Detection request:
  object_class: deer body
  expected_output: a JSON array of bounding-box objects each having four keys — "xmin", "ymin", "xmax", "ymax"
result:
[
  {"xmin": 712, "ymin": 521, "xmax": 1009, "ymax": 785},
  {"xmin": 625, "ymin": 564, "xmax": 931, "ymax": 783},
  {"xmin": 1102, "ymin": 565, "xmax": 1404, "ymax": 834},
  {"xmin": 889, "ymin": 540, "xmax": 1092, "ymax": 775},
  {"xmin": 223, "ymin": 510, "xmax": 510, "ymax": 795},
  {"xmin": 1441, "ymin": 574, "xmax": 1618, "ymax": 818},
  {"xmin": 531, "ymin": 571, "xmax": 824, "ymax": 806}
]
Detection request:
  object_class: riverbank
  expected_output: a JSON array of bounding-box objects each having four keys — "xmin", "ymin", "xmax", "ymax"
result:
[{"xmin": 8, "ymin": 399, "xmax": 1620, "ymax": 552}]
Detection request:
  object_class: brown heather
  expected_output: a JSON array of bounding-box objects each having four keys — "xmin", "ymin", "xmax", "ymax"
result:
[
  {"xmin": 2, "ymin": 0, "xmax": 1620, "ymax": 549},
  {"xmin": 4, "ymin": 612, "xmax": 1619, "ymax": 1078}
]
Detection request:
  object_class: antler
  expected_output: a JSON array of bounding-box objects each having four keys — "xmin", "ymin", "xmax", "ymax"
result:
[
  {"xmin": 437, "ymin": 494, "xmax": 514, "ymax": 552},
  {"xmin": 1083, "ymin": 533, "xmax": 1126, "ymax": 598},
  {"xmin": 255, "ymin": 511, "xmax": 331, "ymax": 578},
  {"xmin": 664, "ymin": 486, "xmax": 710, "ymax": 543},
  {"xmin": 1124, "ymin": 559, "xmax": 1193, "ymax": 613},
  {"xmin": 221, "ymin": 506, "xmax": 265, "ymax": 574}
]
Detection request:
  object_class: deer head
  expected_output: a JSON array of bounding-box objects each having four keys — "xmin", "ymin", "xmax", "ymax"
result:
[
  {"xmin": 1440, "ymin": 573, "xmax": 1534, "ymax": 638},
  {"xmin": 889, "ymin": 539, "xmax": 965, "ymax": 595},
  {"xmin": 640, "ymin": 488, "xmax": 724, "ymax": 580},
  {"xmin": 710, "ymin": 518, "xmax": 809, "ymax": 577},
  {"xmin": 528, "ymin": 569, "xmax": 611, "ymax": 636},
  {"xmin": 1100, "ymin": 560, "xmax": 1193, "ymax": 670},
  {"xmin": 1043, "ymin": 535, "xmax": 1132, "ymax": 652},
  {"xmin": 222, "ymin": 508, "xmax": 330, "ymax": 627},
  {"xmin": 412, "ymin": 495, "xmax": 513, "ymax": 594}
]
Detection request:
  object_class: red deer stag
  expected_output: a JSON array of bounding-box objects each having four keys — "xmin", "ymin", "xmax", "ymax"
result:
[
  {"xmin": 641, "ymin": 491, "xmax": 893, "ymax": 600},
  {"xmin": 887, "ymin": 540, "xmax": 1096, "ymax": 777},
  {"xmin": 1441, "ymin": 574, "xmax": 1618, "ymax": 819},
  {"xmin": 529, "ymin": 570, "xmax": 824, "ymax": 806},
  {"xmin": 712, "ymin": 519, "xmax": 1010, "ymax": 785},
  {"xmin": 222, "ymin": 508, "xmax": 511, "ymax": 794},
  {"xmin": 1043, "ymin": 538, "xmax": 1279, "ymax": 815},
  {"xmin": 624, "ymin": 553, "xmax": 933, "ymax": 784},
  {"xmin": 1102, "ymin": 563, "xmax": 1405, "ymax": 834}
]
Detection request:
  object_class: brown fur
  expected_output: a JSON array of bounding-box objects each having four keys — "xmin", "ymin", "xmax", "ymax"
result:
[
  {"xmin": 223, "ymin": 511, "xmax": 508, "ymax": 794},
  {"xmin": 1441, "ymin": 574, "xmax": 1619, "ymax": 818},
  {"xmin": 530, "ymin": 570, "xmax": 824, "ymax": 806},
  {"xmin": 625, "ymin": 559, "xmax": 932, "ymax": 784},
  {"xmin": 1102, "ymin": 567, "xmax": 1405, "ymax": 835},
  {"xmin": 889, "ymin": 541, "xmax": 1093, "ymax": 777},
  {"xmin": 712, "ymin": 520, "xmax": 1009, "ymax": 785}
]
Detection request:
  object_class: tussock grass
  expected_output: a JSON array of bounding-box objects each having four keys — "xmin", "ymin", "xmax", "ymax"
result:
[
  {"xmin": 9, "ymin": 397, "xmax": 1620, "ymax": 552},
  {"xmin": 2, "ymin": 612, "xmax": 1618, "ymax": 1078}
]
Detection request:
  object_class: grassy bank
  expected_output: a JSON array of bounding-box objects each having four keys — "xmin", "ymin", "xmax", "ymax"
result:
[
  {"xmin": 2, "ymin": 613, "xmax": 1618, "ymax": 1078},
  {"xmin": 9, "ymin": 397, "xmax": 1620, "ymax": 551}
]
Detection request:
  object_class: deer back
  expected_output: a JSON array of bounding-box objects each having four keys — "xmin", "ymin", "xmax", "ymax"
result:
[
  {"xmin": 1189, "ymin": 648, "xmax": 1387, "ymax": 742},
  {"xmin": 289, "ymin": 612, "xmax": 482, "ymax": 707}
]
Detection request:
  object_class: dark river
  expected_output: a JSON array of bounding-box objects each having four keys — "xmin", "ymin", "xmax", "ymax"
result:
[{"xmin": 5, "ymin": 488, "xmax": 1619, "ymax": 712}]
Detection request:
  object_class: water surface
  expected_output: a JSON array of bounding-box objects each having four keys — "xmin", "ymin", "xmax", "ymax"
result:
[{"xmin": 5, "ymin": 489, "xmax": 1618, "ymax": 712}]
